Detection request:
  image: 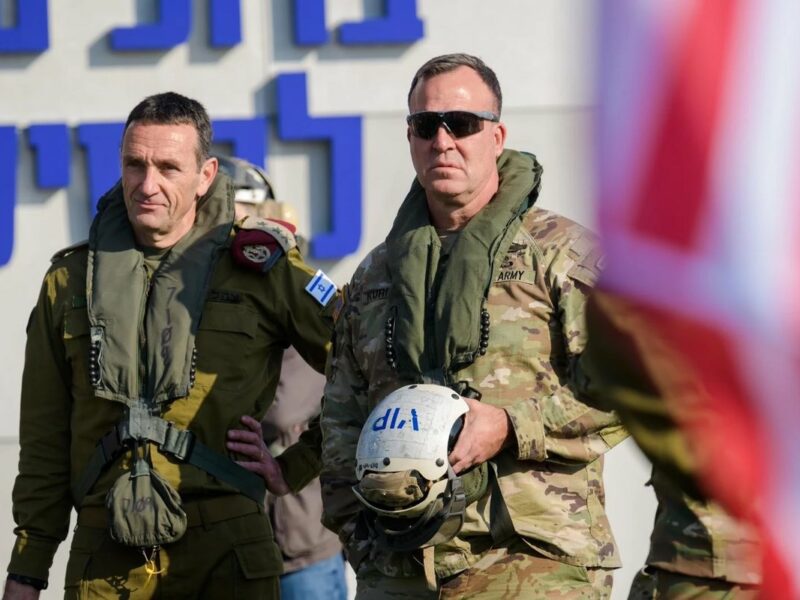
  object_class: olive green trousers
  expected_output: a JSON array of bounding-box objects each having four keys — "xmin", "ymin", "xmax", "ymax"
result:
[{"xmin": 64, "ymin": 498, "xmax": 281, "ymax": 599}]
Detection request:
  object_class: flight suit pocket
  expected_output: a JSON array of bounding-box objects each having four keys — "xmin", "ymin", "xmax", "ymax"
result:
[
  {"xmin": 196, "ymin": 303, "xmax": 259, "ymax": 392},
  {"xmin": 234, "ymin": 539, "xmax": 283, "ymax": 579},
  {"xmin": 224, "ymin": 539, "xmax": 282, "ymax": 599}
]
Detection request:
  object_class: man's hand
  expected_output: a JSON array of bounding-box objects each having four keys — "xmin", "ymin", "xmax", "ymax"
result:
[
  {"xmin": 3, "ymin": 578, "xmax": 41, "ymax": 600},
  {"xmin": 226, "ymin": 416, "xmax": 290, "ymax": 496},
  {"xmin": 448, "ymin": 398, "xmax": 513, "ymax": 474}
]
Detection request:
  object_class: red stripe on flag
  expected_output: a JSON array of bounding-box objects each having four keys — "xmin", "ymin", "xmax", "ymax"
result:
[{"xmin": 630, "ymin": 1, "xmax": 739, "ymax": 251}]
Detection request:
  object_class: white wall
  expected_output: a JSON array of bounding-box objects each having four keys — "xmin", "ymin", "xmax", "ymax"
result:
[{"xmin": 0, "ymin": 1, "xmax": 656, "ymax": 597}]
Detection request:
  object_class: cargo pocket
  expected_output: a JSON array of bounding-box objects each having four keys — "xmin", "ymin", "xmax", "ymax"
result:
[
  {"xmin": 196, "ymin": 303, "xmax": 259, "ymax": 392},
  {"xmin": 232, "ymin": 539, "xmax": 282, "ymax": 599},
  {"xmin": 202, "ymin": 537, "xmax": 281, "ymax": 600}
]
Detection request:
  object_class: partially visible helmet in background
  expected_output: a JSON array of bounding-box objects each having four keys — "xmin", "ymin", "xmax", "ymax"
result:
[
  {"xmin": 353, "ymin": 384, "xmax": 488, "ymax": 552},
  {"xmin": 216, "ymin": 154, "xmax": 305, "ymax": 251},
  {"xmin": 216, "ymin": 154, "xmax": 276, "ymax": 204}
]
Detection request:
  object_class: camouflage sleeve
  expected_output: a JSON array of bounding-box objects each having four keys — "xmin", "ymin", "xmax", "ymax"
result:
[
  {"xmin": 319, "ymin": 286, "xmax": 372, "ymax": 568},
  {"xmin": 271, "ymin": 248, "xmax": 337, "ymax": 492},
  {"xmin": 504, "ymin": 234, "xmax": 627, "ymax": 463},
  {"xmin": 9, "ymin": 271, "xmax": 73, "ymax": 582}
]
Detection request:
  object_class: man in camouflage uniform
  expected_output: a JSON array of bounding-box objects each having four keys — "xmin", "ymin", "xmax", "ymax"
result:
[
  {"xmin": 320, "ymin": 53, "xmax": 626, "ymax": 599},
  {"xmin": 4, "ymin": 93, "xmax": 336, "ymax": 599},
  {"xmin": 582, "ymin": 292, "xmax": 761, "ymax": 599}
]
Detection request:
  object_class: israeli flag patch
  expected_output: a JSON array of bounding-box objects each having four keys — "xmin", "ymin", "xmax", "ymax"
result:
[{"xmin": 305, "ymin": 270, "xmax": 337, "ymax": 306}]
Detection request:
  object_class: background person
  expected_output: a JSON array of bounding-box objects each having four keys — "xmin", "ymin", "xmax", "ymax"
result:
[{"xmin": 220, "ymin": 155, "xmax": 348, "ymax": 600}]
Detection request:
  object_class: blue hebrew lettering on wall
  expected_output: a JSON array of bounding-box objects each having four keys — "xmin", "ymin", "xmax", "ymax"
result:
[
  {"xmin": 293, "ymin": 0, "xmax": 328, "ymax": 46},
  {"xmin": 76, "ymin": 123, "xmax": 124, "ymax": 215},
  {"xmin": 110, "ymin": 0, "xmax": 191, "ymax": 51},
  {"xmin": 0, "ymin": 0, "xmax": 49, "ymax": 53},
  {"xmin": 277, "ymin": 73, "xmax": 362, "ymax": 259},
  {"xmin": 209, "ymin": 0, "xmax": 242, "ymax": 47},
  {"xmin": 0, "ymin": 127, "xmax": 17, "ymax": 267},
  {"xmin": 292, "ymin": 0, "xmax": 423, "ymax": 46},
  {"xmin": 28, "ymin": 124, "xmax": 71, "ymax": 188},
  {"xmin": 339, "ymin": 0, "xmax": 423, "ymax": 44},
  {"xmin": 212, "ymin": 118, "xmax": 267, "ymax": 167}
]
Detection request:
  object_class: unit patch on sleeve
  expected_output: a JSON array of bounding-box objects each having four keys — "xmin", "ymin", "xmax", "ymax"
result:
[
  {"xmin": 306, "ymin": 270, "xmax": 337, "ymax": 307},
  {"xmin": 231, "ymin": 216, "xmax": 297, "ymax": 274}
]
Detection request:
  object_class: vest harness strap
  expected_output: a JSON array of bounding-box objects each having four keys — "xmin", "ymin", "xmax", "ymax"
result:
[{"xmin": 73, "ymin": 406, "xmax": 266, "ymax": 507}]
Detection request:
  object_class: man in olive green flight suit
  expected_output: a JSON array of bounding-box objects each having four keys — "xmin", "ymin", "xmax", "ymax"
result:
[
  {"xmin": 321, "ymin": 53, "xmax": 626, "ymax": 599},
  {"xmin": 581, "ymin": 291, "xmax": 761, "ymax": 599},
  {"xmin": 4, "ymin": 92, "xmax": 336, "ymax": 599}
]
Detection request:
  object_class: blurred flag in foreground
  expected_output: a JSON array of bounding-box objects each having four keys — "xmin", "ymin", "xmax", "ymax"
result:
[{"xmin": 595, "ymin": 0, "xmax": 800, "ymax": 595}]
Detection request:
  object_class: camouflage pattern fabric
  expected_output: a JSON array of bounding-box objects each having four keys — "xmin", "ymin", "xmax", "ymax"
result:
[
  {"xmin": 354, "ymin": 542, "xmax": 613, "ymax": 600},
  {"xmin": 321, "ymin": 195, "xmax": 627, "ymax": 592},
  {"xmin": 646, "ymin": 470, "xmax": 761, "ymax": 585},
  {"xmin": 628, "ymin": 567, "xmax": 760, "ymax": 600}
]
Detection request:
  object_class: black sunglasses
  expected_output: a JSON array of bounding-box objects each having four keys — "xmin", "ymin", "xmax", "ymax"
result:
[{"xmin": 406, "ymin": 110, "xmax": 499, "ymax": 140}]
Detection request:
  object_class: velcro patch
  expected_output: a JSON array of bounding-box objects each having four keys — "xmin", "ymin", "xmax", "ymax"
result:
[
  {"xmin": 568, "ymin": 246, "xmax": 604, "ymax": 288},
  {"xmin": 305, "ymin": 270, "xmax": 337, "ymax": 307}
]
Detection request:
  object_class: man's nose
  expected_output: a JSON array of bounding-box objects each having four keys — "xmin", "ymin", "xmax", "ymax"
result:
[
  {"xmin": 431, "ymin": 122, "xmax": 456, "ymax": 151},
  {"xmin": 140, "ymin": 166, "xmax": 160, "ymax": 195}
]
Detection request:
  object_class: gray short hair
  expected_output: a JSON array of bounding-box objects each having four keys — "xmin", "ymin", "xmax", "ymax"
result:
[{"xmin": 407, "ymin": 53, "xmax": 502, "ymax": 115}]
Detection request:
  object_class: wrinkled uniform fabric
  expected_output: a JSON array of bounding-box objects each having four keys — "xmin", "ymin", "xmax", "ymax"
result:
[
  {"xmin": 321, "ymin": 150, "xmax": 626, "ymax": 596},
  {"xmin": 8, "ymin": 175, "xmax": 335, "ymax": 594}
]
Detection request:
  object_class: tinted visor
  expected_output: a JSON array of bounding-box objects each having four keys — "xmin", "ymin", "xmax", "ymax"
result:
[{"xmin": 407, "ymin": 111, "xmax": 499, "ymax": 140}]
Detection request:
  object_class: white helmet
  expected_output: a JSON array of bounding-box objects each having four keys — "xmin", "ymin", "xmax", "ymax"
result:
[
  {"xmin": 354, "ymin": 384, "xmax": 487, "ymax": 551},
  {"xmin": 215, "ymin": 154, "xmax": 277, "ymax": 205}
]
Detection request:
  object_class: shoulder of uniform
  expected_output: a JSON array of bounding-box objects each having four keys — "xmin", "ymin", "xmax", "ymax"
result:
[
  {"xmin": 522, "ymin": 208, "xmax": 603, "ymax": 286},
  {"xmin": 346, "ymin": 242, "xmax": 389, "ymax": 303},
  {"xmin": 50, "ymin": 240, "xmax": 89, "ymax": 264},
  {"xmin": 230, "ymin": 216, "xmax": 298, "ymax": 273}
]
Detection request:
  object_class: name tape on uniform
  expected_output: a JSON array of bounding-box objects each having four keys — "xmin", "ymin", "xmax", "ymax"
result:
[{"xmin": 305, "ymin": 270, "xmax": 337, "ymax": 306}]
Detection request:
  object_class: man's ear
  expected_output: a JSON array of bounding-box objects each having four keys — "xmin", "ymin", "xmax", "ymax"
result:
[
  {"xmin": 196, "ymin": 156, "xmax": 219, "ymax": 197},
  {"xmin": 494, "ymin": 122, "xmax": 507, "ymax": 158}
]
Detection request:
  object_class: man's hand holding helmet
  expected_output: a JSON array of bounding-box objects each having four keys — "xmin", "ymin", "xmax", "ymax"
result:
[{"xmin": 448, "ymin": 398, "xmax": 514, "ymax": 474}]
